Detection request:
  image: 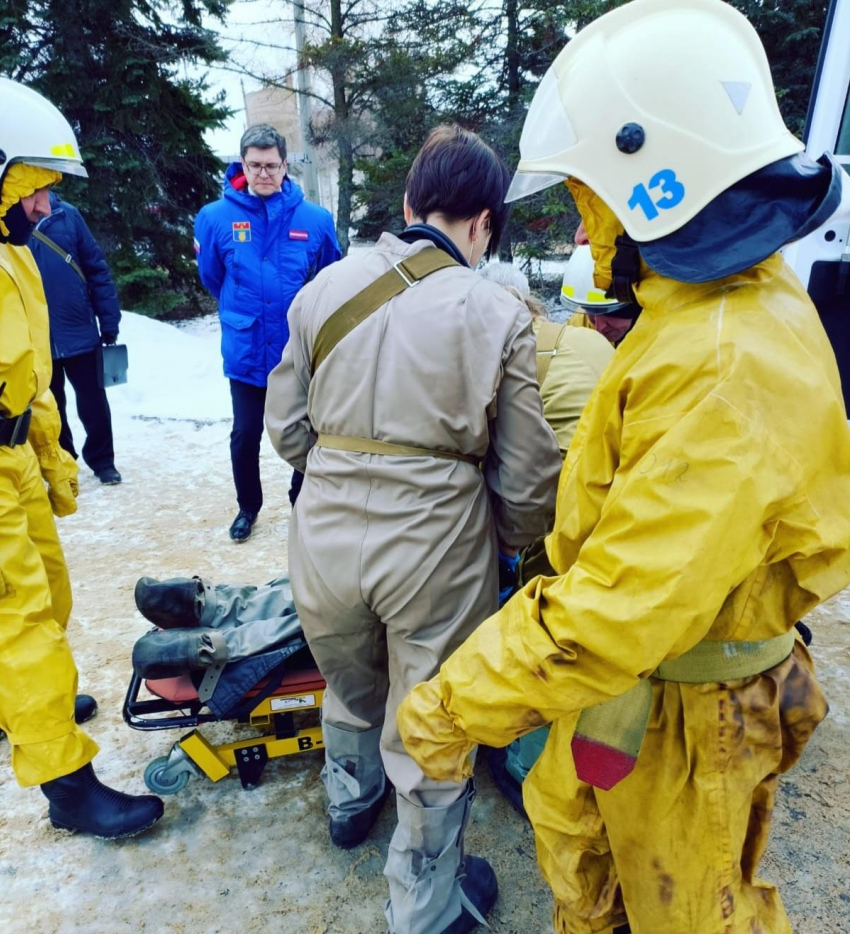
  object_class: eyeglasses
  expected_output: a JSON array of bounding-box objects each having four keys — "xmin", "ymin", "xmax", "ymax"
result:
[{"xmin": 244, "ymin": 161, "xmax": 284, "ymax": 176}]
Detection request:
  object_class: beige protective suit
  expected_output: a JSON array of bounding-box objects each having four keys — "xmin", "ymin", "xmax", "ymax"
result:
[
  {"xmin": 398, "ymin": 184, "xmax": 849, "ymax": 934},
  {"xmin": 266, "ymin": 231, "xmax": 561, "ymax": 933},
  {"xmin": 534, "ymin": 319, "xmax": 613, "ymax": 458}
]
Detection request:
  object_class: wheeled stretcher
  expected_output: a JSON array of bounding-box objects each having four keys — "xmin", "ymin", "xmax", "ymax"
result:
[{"xmin": 123, "ymin": 644, "xmax": 326, "ymax": 795}]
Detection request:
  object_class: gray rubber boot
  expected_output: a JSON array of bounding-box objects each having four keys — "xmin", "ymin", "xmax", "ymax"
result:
[
  {"xmin": 322, "ymin": 722, "xmax": 388, "ymax": 847},
  {"xmin": 384, "ymin": 783, "xmax": 488, "ymax": 934}
]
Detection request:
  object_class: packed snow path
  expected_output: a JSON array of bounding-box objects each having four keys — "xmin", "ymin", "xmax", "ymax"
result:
[{"xmin": 0, "ymin": 314, "xmax": 847, "ymax": 933}]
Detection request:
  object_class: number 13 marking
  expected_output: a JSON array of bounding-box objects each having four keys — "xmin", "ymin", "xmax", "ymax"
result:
[{"xmin": 627, "ymin": 169, "xmax": 686, "ymax": 221}]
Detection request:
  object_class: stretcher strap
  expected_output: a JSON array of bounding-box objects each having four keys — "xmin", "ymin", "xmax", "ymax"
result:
[
  {"xmin": 316, "ymin": 433, "xmax": 482, "ymax": 468},
  {"xmin": 197, "ymin": 630, "xmax": 229, "ymax": 703},
  {"xmin": 572, "ymin": 630, "xmax": 797, "ymax": 791}
]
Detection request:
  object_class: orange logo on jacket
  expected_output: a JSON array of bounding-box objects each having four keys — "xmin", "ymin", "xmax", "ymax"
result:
[{"xmin": 232, "ymin": 221, "xmax": 251, "ymax": 243}]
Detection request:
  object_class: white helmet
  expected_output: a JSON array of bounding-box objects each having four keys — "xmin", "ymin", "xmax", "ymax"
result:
[
  {"xmin": 560, "ymin": 245, "xmax": 629, "ymax": 315},
  {"xmin": 0, "ymin": 77, "xmax": 87, "ymax": 184},
  {"xmin": 505, "ymin": 0, "xmax": 802, "ymax": 242}
]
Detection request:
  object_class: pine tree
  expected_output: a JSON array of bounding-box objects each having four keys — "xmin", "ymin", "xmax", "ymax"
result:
[{"xmin": 0, "ymin": 0, "xmax": 231, "ymax": 316}]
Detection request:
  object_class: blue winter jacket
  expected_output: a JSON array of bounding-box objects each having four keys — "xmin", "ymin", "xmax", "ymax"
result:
[
  {"xmin": 30, "ymin": 193, "xmax": 122, "ymax": 360},
  {"xmin": 194, "ymin": 164, "xmax": 342, "ymax": 387}
]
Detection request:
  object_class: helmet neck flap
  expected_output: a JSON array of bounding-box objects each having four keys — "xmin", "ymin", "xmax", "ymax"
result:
[{"xmin": 638, "ymin": 153, "xmax": 847, "ymax": 283}]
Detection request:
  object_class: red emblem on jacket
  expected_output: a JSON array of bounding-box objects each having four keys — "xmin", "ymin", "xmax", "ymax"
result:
[{"xmin": 289, "ymin": 230, "xmax": 309, "ymax": 241}]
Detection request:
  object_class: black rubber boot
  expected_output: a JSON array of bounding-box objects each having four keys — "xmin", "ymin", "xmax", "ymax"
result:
[
  {"xmin": 132, "ymin": 628, "xmax": 227, "ymax": 678},
  {"xmin": 329, "ymin": 781, "xmax": 391, "ymax": 849},
  {"xmin": 439, "ymin": 856, "xmax": 499, "ymax": 933},
  {"xmin": 134, "ymin": 576, "xmax": 204, "ymax": 629},
  {"xmin": 41, "ymin": 763, "xmax": 164, "ymax": 839},
  {"xmin": 74, "ymin": 694, "xmax": 98, "ymax": 725}
]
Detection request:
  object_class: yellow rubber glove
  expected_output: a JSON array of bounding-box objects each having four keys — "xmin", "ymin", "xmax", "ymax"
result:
[
  {"xmin": 397, "ymin": 676, "xmax": 477, "ymax": 784},
  {"xmin": 28, "ymin": 388, "xmax": 79, "ymax": 518},
  {"xmin": 37, "ymin": 443, "xmax": 79, "ymax": 517}
]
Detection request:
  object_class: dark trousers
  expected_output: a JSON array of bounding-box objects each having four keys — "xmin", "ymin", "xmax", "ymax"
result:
[
  {"xmin": 51, "ymin": 348, "xmax": 116, "ymax": 475},
  {"xmin": 229, "ymin": 378, "xmax": 304, "ymax": 515}
]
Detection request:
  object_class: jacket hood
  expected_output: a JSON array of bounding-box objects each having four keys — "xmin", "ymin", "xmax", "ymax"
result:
[
  {"xmin": 567, "ymin": 178, "xmax": 632, "ymax": 298},
  {"xmin": 223, "ymin": 162, "xmax": 305, "ymax": 212},
  {"xmin": 639, "ymin": 153, "xmax": 847, "ymax": 283}
]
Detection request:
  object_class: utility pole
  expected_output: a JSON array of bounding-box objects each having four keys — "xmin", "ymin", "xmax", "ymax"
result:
[{"xmin": 291, "ymin": 0, "xmax": 320, "ymax": 204}]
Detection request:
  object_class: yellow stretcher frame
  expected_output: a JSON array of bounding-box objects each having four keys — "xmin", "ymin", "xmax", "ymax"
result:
[
  {"xmin": 179, "ymin": 684, "xmax": 326, "ymax": 785},
  {"xmin": 132, "ymin": 673, "xmax": 326, "ymax": 795}
]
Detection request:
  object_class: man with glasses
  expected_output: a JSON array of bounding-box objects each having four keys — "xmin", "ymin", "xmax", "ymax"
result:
[{"xmin": 195, "ymin": 124, "xmax": 341, "ymax": 541}]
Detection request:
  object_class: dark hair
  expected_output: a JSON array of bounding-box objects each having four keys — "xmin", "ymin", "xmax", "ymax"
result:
[
  {"xmin": 240, "ymin": 124, "xmax": 287, "ymax": 162},
  {"xmin": 405, "ymin": 125, "xmax": 511, "ymax": 259}
]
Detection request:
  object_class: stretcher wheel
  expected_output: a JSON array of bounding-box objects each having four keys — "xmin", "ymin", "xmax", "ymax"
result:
[{"xmin": 144, "ymin": 755, "xmax": 191, "ymax": 795}]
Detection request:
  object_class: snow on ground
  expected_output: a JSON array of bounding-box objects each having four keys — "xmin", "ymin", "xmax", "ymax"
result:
[
  {"xmin": 110, "ymin": 311, "xmax": 231, "ymax": 422},
  {"xmin": 0, "ymin": 312, "xmax": 848, "ymax": 933}
]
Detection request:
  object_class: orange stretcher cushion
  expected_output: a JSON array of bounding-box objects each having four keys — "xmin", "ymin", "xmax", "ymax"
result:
[
  {"xmin": 146, "ymin": 674, "xmax": 199, "ymax": 703},
  {"xmin": 146, "ymin": 667, "xmax": 326, "ymax": 705}
]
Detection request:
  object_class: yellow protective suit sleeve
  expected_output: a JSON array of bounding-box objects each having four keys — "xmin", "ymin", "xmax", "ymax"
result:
[
  {"xmin": 0, "ymin": 241, "xmax": 78, "ymax": 516},
  {"xmin": 398, "ymin": 391, "xmax": 810, "ymax": 783}
]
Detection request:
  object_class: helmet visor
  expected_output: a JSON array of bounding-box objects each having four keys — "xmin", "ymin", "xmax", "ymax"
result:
[
  {"xmin": 23, "ymin": 157, "xmax": 88, "ymax": 179},
  {"xmin": 560, "ymin": 288, "xmax": 629, "ymax": 316},
  {"xmin": 505, "ymin": 67, "xmax": 577, "ymax": 204},
  {"xmin": 505, "ymin": 171, "xmax": 567, "ymax": 203}
]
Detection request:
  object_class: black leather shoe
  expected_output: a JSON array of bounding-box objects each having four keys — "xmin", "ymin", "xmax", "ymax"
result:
[
  {"xmin": 74, "ymin": 694, "xmax": 98, "ymax": 725},
  {"xmin": 134, "ymin": 576, "xmax": 204, "ymax": 628},
  {"xmin": 97, "ymin": 467, "xmax": 122, "ymax": 485},
  {"xmin": 440, "ymin": 856, "xmax": 498, "ymax": 933},
  {"xmin": 486, "ymin": 746, "xmax": 527, "ymax": 820},
  {"xmin": 229, "ymin": 510, "xmax": 257, "ymax": 542},
  {"xmin": 329, "ymin": 781, "xmax": 391, "ymax": 849},
  {"xmin": 41, "ymin": 763, "xmax": 164, "ymax": 839}
]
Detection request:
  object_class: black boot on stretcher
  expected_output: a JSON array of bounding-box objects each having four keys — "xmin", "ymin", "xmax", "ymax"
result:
[
  {"xmin": 134, "ymin": 576, "xmax": 204, "ymax": 629},
  {"xmin": 41, "ymin": 764, "xmax": 164, "ymax": 839}
]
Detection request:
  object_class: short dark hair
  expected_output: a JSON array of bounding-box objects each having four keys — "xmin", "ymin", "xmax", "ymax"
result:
[
  {"xmin": 405, "ymin": 125, "xmax": 511, "ymax": 259},
  {"xmin": 240, "ymin": 124, "xmax": 287, "ymax": 162}
]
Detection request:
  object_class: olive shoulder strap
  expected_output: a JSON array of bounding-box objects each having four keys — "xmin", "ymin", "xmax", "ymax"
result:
[{"xmin": 310, "ymin": 248, "xmax": 458, "ymax": 374}]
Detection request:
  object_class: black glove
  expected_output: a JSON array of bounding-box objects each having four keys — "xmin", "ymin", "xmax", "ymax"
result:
[{"xmin": 101, "ymin": 332, "xmax": 118, "ymax": 346}]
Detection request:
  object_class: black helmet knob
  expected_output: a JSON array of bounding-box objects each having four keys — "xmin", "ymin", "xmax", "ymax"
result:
[
  {"xmin": 616, "ymin": 123, "xmax": 645, "ymax": 154},
  {"xmin": 0, "ymin": 150, "xmax": 6, "ymax": 166}
]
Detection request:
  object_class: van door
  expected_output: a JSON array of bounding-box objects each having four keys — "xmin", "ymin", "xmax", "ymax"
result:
[{"xmin": 783, "ymin": 0, "xmax": 850, "ymax": 407}]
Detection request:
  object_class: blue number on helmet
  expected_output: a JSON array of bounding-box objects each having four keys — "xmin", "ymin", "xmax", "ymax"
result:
[
  {"xmin": 628, "ymin": 183, "xmax": 658, "ymax": 221},
  {"xmin": 649, "ymin": 169, "xmax": 686, "ymax": 211},
  {"xmin": 628, "ymin": 169, "xmax": 686, "ymax": 221}
]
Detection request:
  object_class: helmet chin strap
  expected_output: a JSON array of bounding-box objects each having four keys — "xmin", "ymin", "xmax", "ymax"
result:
[{"xmin": 609, "ymin": 233, "xmax": 642, "ymax": 305}]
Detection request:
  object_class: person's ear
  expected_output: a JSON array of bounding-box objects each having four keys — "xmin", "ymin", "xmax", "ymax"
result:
[
  {"xmin": 403, "ymin": 192, "xmax": 413, "ymax": 225},
  {"xmin": 471, "ymin": 208, "xmax": 492, "ymax": 241}
]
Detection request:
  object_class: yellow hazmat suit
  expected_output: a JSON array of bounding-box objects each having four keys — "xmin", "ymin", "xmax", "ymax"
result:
[
  {"xmin": 0, "ymin": 164, "xmax": 96, "ymax": 786},
  {"xmin": 398, "ymin": 182, "xmax": 848, "ymax": 934}
]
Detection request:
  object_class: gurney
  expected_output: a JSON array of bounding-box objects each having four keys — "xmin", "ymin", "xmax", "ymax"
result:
[{"xmin": 123, "ymin": 587, "xmax": 326, "ymax": 795}]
